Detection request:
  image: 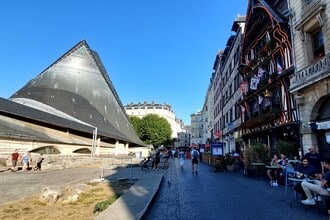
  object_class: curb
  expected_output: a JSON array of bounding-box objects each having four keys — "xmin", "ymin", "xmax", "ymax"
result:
[{"xmin": 95, "ymin": 173, "xmax": 164, "ymax": 220}]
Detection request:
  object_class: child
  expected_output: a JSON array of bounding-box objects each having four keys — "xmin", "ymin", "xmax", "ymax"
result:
[{"xmin": 34, "ymin": 154, "xmax": 44, "ymax": 171}]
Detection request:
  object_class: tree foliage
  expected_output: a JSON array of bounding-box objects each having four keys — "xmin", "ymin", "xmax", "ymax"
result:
[
  {"xmin": 129, "ymin": 114, "xmax": 172, "ymax": 147},
  {"xmin": 244, "ymin": 142, "xmax": 270, "ymax": 168},
  {"xmin": 273, "ymin": 140, "xmax": 297, "ymax": 159},
  {"xmin": 129, "ymin": 116, "xmax": 143, "ymax": 137}
]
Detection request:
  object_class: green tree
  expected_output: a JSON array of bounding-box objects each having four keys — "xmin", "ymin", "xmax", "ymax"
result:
[
  {"xmin": 137, "ymin": 114, "xmax": 172, "ymax": 147},
  {"xmin": 273, "ymin": 140, "xmax": 297, "ymax": 159},
  {"xmin": 129, "ymin": 116, "xmax": 143, "ymax": 137}
]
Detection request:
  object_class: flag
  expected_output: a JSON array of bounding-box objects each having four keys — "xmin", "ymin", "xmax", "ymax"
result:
[
  {"xmin": 258, "ymin": 95, "xmax": 264, "ymax": 104},
  {"xmin": 239, "ymin": 104, "xmax": 245, "ymax": 112},
  {"xmin": 266, "ymin": 32, "xmax": 271, "ymax": 42},
  {"xmin": 215, "ymin": 131, "xmax": 222, "ymax": 137},
  {"xmin": 258, "ymin": 67, "xmax": 266, "ymax": 78},
  {"xmin": 250, "ymin": 77, "xmax": 260, "ymax": 90},
  {"xmin": 281, "ymin": 84, "xmax": 288, "ymax": 123},
  {"xmin": 277, "ymin": 58, "xmax": 283, "ymax": 74},
  {"xmin": 277, "ymin": 63, "xmax": 282, "ymax": 74},
  {"xmin": 244, "ymin": 102, "xmax": 251, "ymax": 118}
]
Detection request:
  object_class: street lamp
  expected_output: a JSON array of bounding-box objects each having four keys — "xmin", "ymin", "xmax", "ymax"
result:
[{"xmin": 92, "ymin": 127, "xmax": 98, "ymax": 157}]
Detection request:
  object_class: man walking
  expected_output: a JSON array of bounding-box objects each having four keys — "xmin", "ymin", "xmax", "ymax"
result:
[
  {"xmin": 11, "ymin": 149, "xmax": 19, "ymax": 171},
  {"xmin": 191, "ymin": 147, "xmax": 200, "ymax": 175}
]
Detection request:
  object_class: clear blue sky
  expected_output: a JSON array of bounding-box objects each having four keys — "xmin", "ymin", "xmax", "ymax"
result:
[{"xmin": 0, "ymin": 0, "xmax": 247, "ymax": 125}]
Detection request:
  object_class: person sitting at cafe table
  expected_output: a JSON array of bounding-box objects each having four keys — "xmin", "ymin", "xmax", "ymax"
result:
[
  {"xmin": 267, "ymin": 154, "xmax": 281, "ymax": 186},
  {"xmin": 293, "ymin": 158, "xmax": 320, "ymax": 200},
  {"xmin": 277, "ymin": 153, "xmax": 289, "ymax": 185},
  {"xmin": 300, "ymin": 158, "xmax": 330, "ymax": 206}
]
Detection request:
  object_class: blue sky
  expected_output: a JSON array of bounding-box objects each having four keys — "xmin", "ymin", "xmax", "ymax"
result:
[{"xmin": 0, "ymin": 0, "xmax": 247, "ymax": 125}]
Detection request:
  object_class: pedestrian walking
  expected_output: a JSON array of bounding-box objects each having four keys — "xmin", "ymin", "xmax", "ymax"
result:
[
  {"xmin": 34, "ymin": 154, "xmax": 44, "ymax": 171},
  {"xmin": 178, "ymin": 150, "xmax": 185, "ymax": 169},
  {"xmin": 11, "ymin": 149, "xmax": 19, "ymax": 171},
  {"xmin": 191, "ymin": 147, "xmax": 200, "ymax": 174},
  {"xmin": 21, "ymin": 151, "xmax": 31, "ymax": 171},
  {"xmin": 153, "ymin": 149, "xmax": 161, "ymax": 170}
]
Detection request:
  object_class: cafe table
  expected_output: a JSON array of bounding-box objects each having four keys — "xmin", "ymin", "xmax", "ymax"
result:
[
  {"xmin": 288, "ymin": 159, "xmax": 301, "ymax": 164},
  {"xmin": 265, "ymin": 165, "xmax": 282, "ymax": 169},
  {"xmin": 288, "ymin": 159, "xmax": 301, "ymax": 169},
  {"xmin": 287, "ymin": 177, "xmax": 315, "ymax": 207},
  {"xmin": 249, "ymin": 162, "xmax": 266, "ymax": 178},
  {"xmin": 251, "ymin": 162, "xmax": 266, "ymax": 166}
]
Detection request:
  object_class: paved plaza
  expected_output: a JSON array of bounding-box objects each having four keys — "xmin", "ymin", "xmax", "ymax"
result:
[{"xmin": 143, "ymin": 158, "xmax": 328, "ymax": 220}]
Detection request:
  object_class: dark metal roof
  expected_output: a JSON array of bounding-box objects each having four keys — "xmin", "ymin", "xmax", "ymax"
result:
[
  {"xmin": 6, "ymin": 40, "xmax": 145, "ymax": 146},
  {"xmin": 0, "ymin": 97, "xmax": 128, "ymax": 142}
]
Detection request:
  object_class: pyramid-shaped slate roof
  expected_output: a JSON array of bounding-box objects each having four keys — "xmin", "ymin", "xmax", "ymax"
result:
[{"xmin": 10, "ymin": 40, "xmax": 145, "ymax": 146}]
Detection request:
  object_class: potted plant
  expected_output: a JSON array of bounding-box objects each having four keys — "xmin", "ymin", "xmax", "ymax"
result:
[
  {"xmin": 224, "ymin": 154, "xmax": 235, "ymax": 171},
  {"xmin": 213, "ymin": 156, "xmax": 225, "ymax": 172},
  {"xmin": 243, "ymin": 142, "xmax": 270, "ymax": 177},
  {"xmin": 202, "ymin": 152, "xmax": 211, "ymax": 164}
]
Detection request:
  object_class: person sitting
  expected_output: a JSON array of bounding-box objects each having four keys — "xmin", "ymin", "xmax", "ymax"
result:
[
  {"xmin": 267, "ymin": 154, "xmax": 280, "ymax": 186},
  {"xmin": 277, "ymin": 153, "xmax": 289, "ymax": 185},
  {"xmin": 293, "ymin": 158, "xmax": 320, "ymax": 200},
  {"xmin": 301, "ymin": 158, "xmax": 330, "ymax": 205}
]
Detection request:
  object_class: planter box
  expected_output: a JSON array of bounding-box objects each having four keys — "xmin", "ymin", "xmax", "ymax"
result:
[{"xmin": 226, "ymin": 164, "xmax": 235, "ymax": 171}]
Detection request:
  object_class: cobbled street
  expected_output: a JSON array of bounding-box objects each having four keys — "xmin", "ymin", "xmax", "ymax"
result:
[{"xmin": 143, "ymin": 158, "xmax": 327, "ymax": 220}]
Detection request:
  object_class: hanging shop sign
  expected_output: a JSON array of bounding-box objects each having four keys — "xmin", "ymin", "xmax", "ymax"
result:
[{"xmin": 316, "ymin": 121, "xmax": 330, "ymax": 130}]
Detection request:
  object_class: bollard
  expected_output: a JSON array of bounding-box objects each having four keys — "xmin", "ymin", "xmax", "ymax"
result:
[
  {"xmin": 100, "ymin": 167, "xmax": 104, "ymax": 181},
  {"xmin": 129, "ymin": 158, "xmax": 132, "ymax": 180}
]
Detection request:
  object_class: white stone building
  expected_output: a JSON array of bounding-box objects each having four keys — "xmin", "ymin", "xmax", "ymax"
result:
[
  {"xmin": 124, "ymin": 102, "xmax": 185, "ymax": 139},
  {"xmin": 174, "ymin": 129, "xmax": 191, "ymax": 148},
  {"xmin": 288, "ymin": 0, "xmax": 330, "ymax": 157},
  {"xmin": 201, "ymin": 81, "xmax": 214, "ymax": 146},
  {"xmin": 190, "ymin": 111, "xmax": 203, "ymax": 147}
]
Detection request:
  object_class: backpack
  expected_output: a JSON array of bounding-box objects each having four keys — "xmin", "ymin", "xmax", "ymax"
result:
[{"xmin": 192, "ymin": 150, "xmax": 198, "ymax": 159}]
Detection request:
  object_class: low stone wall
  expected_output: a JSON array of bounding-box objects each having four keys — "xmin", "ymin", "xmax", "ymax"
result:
[{"xmin": 3, "ymin": 154, "xmax": 142, "ymax": 170}]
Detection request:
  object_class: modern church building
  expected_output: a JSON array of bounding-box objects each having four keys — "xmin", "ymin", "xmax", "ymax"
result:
[{"xmin": 0, "ymin": 40, "xmax": 146, "ymax": 158}]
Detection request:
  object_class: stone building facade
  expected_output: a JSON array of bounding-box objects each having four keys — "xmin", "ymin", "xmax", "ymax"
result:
[
  {"xmin": 201, "ymin": 80, "xmax": 214, "ymax": 147},
  {"xmin": 289, "ymin": 0, "xmax": 330, "ymax": 157},
  {"xmin": 124, "ymin": 102, "xmax": 186, "ymax": 139},
  {"xmin": 190, "ymin": 111, "xmax": 203, "ymax": 147},
  {"xmin": 212, "ymin": 15, "xmax": 246, "ymax": 154}
]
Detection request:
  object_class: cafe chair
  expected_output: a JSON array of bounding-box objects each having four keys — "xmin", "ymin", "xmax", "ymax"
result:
[
  {"xmin": 315, "ymin": 189, "xmax": 330, "ymax": 214},
  {"xmin": 285, "ymin": 164, "xmax": 296, "ymax": 193}
]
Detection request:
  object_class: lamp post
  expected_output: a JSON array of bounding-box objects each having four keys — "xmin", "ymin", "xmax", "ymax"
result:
[{"xmin": 92, "ymin": 127, "xmax": 98, "ymax": 157}]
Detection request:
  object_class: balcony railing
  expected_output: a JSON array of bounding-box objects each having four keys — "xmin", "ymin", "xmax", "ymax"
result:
[{"xmin": 290, "ymin": 54, "xmax": 330, "ymax": 92}]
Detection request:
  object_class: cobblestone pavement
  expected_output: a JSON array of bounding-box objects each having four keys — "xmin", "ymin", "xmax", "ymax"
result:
[
  {"xmin": 0, "ymin": 165, "xmax": 159, "ymax": 205},
  {"xmin": 143, "ymin": 158, "xmax": 328, "ymax": 220}
]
